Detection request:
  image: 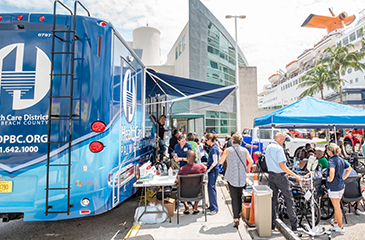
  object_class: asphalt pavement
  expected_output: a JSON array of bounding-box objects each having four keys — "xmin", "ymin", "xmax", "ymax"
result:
[{"xmin": 0, "ymin": 195, "xmax": 138, "ymax": 240}]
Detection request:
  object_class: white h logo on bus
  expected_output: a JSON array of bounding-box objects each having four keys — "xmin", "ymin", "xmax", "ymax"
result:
[
  {"xmin": 122, "ymin": 69, "xmax": 136, "ymax": 123},
  {"xmin": 0, "ymin": 43, "xmax": 50, "ymax": 110}
]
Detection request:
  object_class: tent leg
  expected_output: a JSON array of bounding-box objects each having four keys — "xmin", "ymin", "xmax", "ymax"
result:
[{"xmin": 334, "ymin": 125, "xmax": 337, "ymax": 143}]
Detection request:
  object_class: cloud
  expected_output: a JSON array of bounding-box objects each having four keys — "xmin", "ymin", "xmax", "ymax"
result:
[
  {"xmin": 1, "ymin": 0, "xmax": 363, "ymax": 92},
  {"xmin": 0, "ymin": 0, "xmax": 53, "ymax": 10}
]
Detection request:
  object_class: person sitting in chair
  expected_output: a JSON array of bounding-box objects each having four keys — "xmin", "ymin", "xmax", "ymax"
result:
[{"xmin": 175, "ymin": 150, "xmax": 207, "ymax": 214}]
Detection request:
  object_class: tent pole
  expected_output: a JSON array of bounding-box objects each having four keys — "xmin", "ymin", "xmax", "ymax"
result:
[
  {"xmin": 334, "ymin": 125, "xmax": 337, "ymax": 144},
  {"xmin": 258, "ymin": 128, "xmax": 262, "ymax": 152},
  {"xmin": 144, "ymin": 85, "xmax": 237, "ymax": 106}
]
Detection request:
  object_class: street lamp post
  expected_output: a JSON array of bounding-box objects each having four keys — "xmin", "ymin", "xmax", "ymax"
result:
[{"xmin": 226, "ymin": 15, "xmax": 245, "ymax": 133}]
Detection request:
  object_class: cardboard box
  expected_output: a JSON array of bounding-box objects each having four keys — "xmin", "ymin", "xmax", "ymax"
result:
[
  {"xmin": 242, "ymin": 203, "xmax": 251, "ymax": 219},
  {"xmin": 164, "ymin": 197, "xmax": 175, "ymax": 217},
  {"xmin": 146, "ymin": 197, "xmax": 175, "ymax": 217}
]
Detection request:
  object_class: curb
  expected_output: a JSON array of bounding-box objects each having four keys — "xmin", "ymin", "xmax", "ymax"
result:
[
  {"xmin": 275, "ymin": 219, "xmax": 301, "ymax": 240},
  {"xmin": 124, "ymin": 222, "xmax": 141, "ymax": 239}
]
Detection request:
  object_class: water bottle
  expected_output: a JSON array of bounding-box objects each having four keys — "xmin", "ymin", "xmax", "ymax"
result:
[
  {"xmin": 292, "ymin": 157, "xmax": 297, "ymax": 171},
  {"xmin": 157, "ymin": 164, "xmax": 162, "ymax": 172},
  {"xmin": 163, "ymin": 163, "xmax": 168, "ymax": 174},
  {"xmin": 168, "ymin": 167, "xmax": 173, "ymax": 176}
]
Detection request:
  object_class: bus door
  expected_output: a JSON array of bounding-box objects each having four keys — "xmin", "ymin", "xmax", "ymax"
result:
[
  {"xmin": 148, "ymin": 94, "xmax": 168, "ymax": 161},
  {"xmin": 113, "ymin": 56, "xmax": 138, "ymax": 207}
]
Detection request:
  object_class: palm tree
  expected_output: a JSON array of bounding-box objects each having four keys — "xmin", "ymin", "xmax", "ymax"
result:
[
  {"xmin": 359, "ymin": 27, "xmax": 365, "ymax": 52},
  {"xmin": 297, "ymin": 64, "xmax": 337, "ymax": 99},
  {"xmin": 321, "ymin": 43, "xmax": 365, "ymax": 104}
]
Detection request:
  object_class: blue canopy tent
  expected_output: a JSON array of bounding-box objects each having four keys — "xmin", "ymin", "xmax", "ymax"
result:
[
  {"xmin": 254, "ymin": 96, "xmax": 365, "ymax": 129},
  {"xmin": 145, "ymin": 69, "xmax": 237, "ymax": 105}
]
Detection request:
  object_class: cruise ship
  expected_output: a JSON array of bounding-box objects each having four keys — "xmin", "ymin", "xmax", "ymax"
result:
[{"xmin": 258, "ymin": 9, "xmax": 365, "ymax": 111}]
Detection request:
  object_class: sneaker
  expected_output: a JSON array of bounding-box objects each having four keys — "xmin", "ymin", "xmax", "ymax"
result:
[
  {"xmin": 330, "ymin": 224, "xmax": 345, "ymax": 233},
  {"xmin": 355, "ymin": 209, "xmax": 363, "ymax": 215},
  {"xmin": 330, "ymin": 219, "xmax": 338, "ymax": 226},
  {"xmin": 208, "ymin": 211, "xmax": 218, "ymax": 215}
]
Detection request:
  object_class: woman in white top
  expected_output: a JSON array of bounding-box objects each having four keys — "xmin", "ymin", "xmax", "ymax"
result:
[{"xmin": 219, "ymin": 133, "xmax": 253, "ymax": 228}]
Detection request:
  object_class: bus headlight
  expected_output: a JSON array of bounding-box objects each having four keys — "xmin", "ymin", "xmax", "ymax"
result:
[{"xmin": 81, "ymin": 198, "xmax": 90, "ymax": 207}]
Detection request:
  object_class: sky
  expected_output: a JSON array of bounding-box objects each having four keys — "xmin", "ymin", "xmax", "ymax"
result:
[{"xmin": 1, "ymin": 0, "xmax": 364, "ymax": 93}]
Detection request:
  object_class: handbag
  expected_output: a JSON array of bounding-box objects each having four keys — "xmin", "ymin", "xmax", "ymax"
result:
[
  {"xmin": 231, "ymin": 146, "xmax": 247, "ymax": 188},
  {"xmin": 232, "ymin": 146, "xmax": 247, "ymax": 172}
]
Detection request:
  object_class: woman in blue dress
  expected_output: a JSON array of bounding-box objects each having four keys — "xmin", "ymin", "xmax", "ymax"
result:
[{"xmin": 205, "ymin": 133, "xmax": 220, "ymax": 215}]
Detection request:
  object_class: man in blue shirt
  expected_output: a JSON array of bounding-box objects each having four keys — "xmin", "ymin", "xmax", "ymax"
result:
[
  {"xmin": 173, "ymin": 135, "xmax": 193, "ymax": 168},
  {"xmin": 266, "ymin": 132, "xmax": 301, "ymax": 232}
]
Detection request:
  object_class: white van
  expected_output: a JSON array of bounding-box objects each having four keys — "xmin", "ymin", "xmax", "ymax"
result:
[{"xmin": 247, "ymin": 128, "xmax": 315, "ymax": 158}]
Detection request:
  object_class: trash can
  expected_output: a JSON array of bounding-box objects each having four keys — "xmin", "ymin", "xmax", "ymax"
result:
[{"xmin": 253, "ymin": 185, "xmax": 273, "ymax": 237}]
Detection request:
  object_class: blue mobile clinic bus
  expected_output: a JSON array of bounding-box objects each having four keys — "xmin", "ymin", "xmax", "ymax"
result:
[
  {"xmin": 0, "ymin": 1, "xmax": 157, "ymax": 221},
  {"xmin": 0, "ymin": 0, "xmax": 237, "ymax": 222}
]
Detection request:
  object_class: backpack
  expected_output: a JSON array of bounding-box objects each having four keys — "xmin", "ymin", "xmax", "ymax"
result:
[{"xmin": 257, "ymin": 154, "xmax": 268, "ymax": 173}]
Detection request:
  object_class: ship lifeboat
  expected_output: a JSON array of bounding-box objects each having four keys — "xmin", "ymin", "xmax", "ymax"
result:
[
  {"xmin": 268, "ymin": 73, "xmax": 281, "ymax": 84},
  {"xmin": 314, "ymin": 33, "xmax": 339, "ymax": 51},
  {"xmin": 297, "ymin": 48, "xmax": 315, "ymax": 63},
  {"xmin": 285, "ymin": 60, "xmax": 299, "ymax": 73}
]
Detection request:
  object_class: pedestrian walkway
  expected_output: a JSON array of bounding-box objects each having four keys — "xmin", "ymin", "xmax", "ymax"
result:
[{"xmin": 131, "ymin": 176, "xmax": 251, "ymax": 240}]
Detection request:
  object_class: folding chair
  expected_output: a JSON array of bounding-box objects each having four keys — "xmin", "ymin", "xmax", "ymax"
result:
[
  {"xmin": 342, "ymin": 174, "xmax": 363, "ymax": 224},
  {"xmin": 176, "ymin": 173, "xmax": 206, "ymax": 224}
]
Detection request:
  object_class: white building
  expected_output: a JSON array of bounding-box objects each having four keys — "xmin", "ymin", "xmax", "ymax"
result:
[
  {"xmin": 258, "ymin": 11, "xmax": 365, "ymax": 114},
  {"xmin": 129, "ymin": 0, "xmax": 259, "ymax": 137}
]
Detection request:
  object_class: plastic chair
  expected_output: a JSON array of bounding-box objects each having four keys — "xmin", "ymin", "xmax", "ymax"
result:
[
  {"xmin": 342, "ymin": 174, "xmax": 363, "ymax": 224},
  {"xmin": 176, "ymin": 173, "xmax": 206, "ymax": 224}
]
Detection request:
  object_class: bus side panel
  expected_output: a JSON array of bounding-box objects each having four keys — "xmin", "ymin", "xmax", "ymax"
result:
[{"xmin": 0, "ymin": 13, "xmax": 156, "ymax": 221}]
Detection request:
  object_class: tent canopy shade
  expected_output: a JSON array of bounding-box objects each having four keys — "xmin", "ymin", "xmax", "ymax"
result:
[
  {"xmin": 254, "ymin": 96, "xmax": 365, "ymax": 129},
  {"xmin": 146, "ymin": 69, "xmax": 237, "ymax": 105},
  {"xmin": 170, "ymin": 113, "xmax": 205, "ymax": 119}
]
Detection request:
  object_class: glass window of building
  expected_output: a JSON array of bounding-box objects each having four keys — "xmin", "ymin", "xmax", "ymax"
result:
[
  {"xmin": 207, "ymin": 20, "xmax": 245, "ymax": 89},
  {"xmin": 357, "ymin": 29, "xmax": 362, "ymax": 38},
  {"xmin": 350, "ymin": 79, "xmax": 353, "ymax": 84},
  {"xmin": 343, "ymin": 37, "xmax": 349, "ymax": 45},
  {"xmin": 206, "ymin": 110, "xmax": 236, "ymax": 134},
  {"xmin": 179, "ymin": 41, "xmax": 182, "ymax": 56},
  {"xmin": 348, "ymin": 68, "xmax": 352, "ymax": 74},
  {"xmin": 182, "ymin": 35, "xmax": 186, "ymax": 51},
  {"xmin": 350, "ymin": 32, "xmax": 356, "ymax": 42},
  {"xmin": 175, "ymin": 47, "xmax": 178, "ymax": 60},
  {"xmin": 356, "ymin": 78, "xmax": 359, "ymax": 82}
]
